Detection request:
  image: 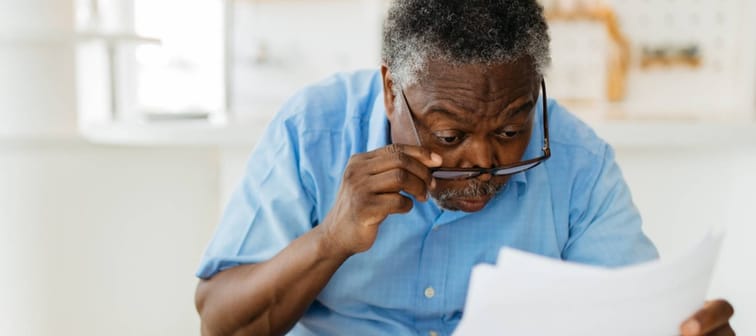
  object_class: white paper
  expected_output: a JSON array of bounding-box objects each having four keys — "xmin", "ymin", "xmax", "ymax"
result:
[{"xmin": 455, "ymin": 231, "xmax": 724, "ymax": 336}]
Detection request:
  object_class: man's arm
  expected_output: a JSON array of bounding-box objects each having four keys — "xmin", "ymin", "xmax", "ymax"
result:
[
  {"xmin": 194, "ymin": 144, "xmax": 442, "ymax": 336},
  {"xmin": 561, "ymin": 144, "xmax": 658, "ymax": 265},
  {"xmin": 195, "ymin": 225, "xmax": 347, "ymax": 336},
  {"xmin": 559, "ymin": 143, "xmax": 735, "ymax": 335}
]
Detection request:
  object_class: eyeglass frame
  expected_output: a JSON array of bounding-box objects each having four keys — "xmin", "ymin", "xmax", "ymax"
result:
[{"xmin": 398, "ymin": 79, "xmax": 551, "ymax": 180}]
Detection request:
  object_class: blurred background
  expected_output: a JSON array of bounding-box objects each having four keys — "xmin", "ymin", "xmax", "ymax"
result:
[{"xmin": 1, "ymin": 0, "xmax": 754, "ymax": 335}]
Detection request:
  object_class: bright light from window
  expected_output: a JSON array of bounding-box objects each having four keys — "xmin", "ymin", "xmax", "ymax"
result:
[{"xmin": 133, "ymin": 0, "xmax": 224, "ymax": 117}]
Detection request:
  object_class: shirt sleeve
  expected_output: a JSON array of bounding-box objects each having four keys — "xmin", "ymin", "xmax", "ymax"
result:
[
  {"xmin": 195, "ymin": 102, "xmax": 316, "ymax": 279},
  {"xmin": 561, "ymin": 144, "xmax": 659, "ymax": 267}
]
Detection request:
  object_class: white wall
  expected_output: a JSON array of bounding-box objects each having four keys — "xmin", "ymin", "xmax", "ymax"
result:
[
  {"xmin": 614, "ymin": 145, "xmax": 756, "ymax": 335},
  {"xmin": 0, "ymin": 0, "xmax": 77, "ymax": 137},
  {"xmin": 0, "ymin": 1, "xmax": 217, "ymax": 334},
  {"xmin": 0, "ymin": 141, "xmax": 218, "ymax": 336}
]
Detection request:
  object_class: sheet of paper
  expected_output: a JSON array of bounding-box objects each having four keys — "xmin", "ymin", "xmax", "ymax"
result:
[{"xmin": 455, "ymin": 231, "xmax": 724, "ymax": 336}]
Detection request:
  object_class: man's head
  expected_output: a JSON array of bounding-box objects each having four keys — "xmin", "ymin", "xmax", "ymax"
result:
[{"xmin": 380, "ymin": 0, "xmax": 551, "ymax": 212}]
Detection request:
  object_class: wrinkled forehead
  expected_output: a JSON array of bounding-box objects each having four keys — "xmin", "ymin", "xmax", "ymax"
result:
[{"xmin": 408, "ymin": 58, "xmax": 541, "ymax": 107}]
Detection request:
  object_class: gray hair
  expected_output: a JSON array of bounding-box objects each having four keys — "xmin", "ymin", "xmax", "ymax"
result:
[{"xmin": 382, "ymin": 0, "xmax": 551, "ymax": 91}]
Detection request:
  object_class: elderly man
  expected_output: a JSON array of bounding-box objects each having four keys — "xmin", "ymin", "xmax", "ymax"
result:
[{"xmin": 194, "ymin": 1, "xmax": 734, "ymax": 335}]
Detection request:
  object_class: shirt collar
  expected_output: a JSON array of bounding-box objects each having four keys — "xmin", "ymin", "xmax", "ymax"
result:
[{"xmin": 364, "ymin": 92, "xmax": 532, "ymax": 198}]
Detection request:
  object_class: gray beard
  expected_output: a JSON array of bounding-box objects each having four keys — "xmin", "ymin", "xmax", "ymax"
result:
[{"xmin": 432, "ymin": 179, "xmax": 505, "ymax": 211}]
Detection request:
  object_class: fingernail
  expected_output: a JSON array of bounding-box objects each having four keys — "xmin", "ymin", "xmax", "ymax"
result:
[
  {"xmin": 431, "ymin": 153, "xmax": 442, "ymax": 165},
  {"xmin": 430, "ymin": 178, "xmax": 437, "ymax": 189},
  {"xmin": 681, "ymin": 320, "xmax": 700, "ymax": 335}
]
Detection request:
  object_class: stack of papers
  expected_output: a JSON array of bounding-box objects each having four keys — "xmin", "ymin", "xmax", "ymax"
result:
[{"xmin": 455, "ymin": 231, "xmax": 724, "ymax": 336}]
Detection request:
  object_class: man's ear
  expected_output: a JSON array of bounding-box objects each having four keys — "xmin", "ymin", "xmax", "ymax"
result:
[{"xmin": 381, "ymin": 64, "xmax": 396, "ymax": 119}]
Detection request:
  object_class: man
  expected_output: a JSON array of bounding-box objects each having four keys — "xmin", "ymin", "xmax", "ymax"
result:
[{"xmin": 194, "ymin": 1, "xmax": 735, "ymax": 335}]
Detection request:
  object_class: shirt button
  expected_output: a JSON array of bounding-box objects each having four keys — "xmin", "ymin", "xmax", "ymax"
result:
[
  {"xmin": 424, "ymin": 287, "xmax": 436, "ymax": 299},
  {"xmin": 428, "ymin": 331, "xmax": 439, "ymax": 336}
]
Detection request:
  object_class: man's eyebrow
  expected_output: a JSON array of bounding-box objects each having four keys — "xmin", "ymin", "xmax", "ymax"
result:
[{"xmin": 503, "ymin": 100, "xmax": 535, "ymax": 119}]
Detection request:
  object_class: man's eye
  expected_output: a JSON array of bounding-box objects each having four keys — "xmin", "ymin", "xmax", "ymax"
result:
[
  {"xmin": 496, "ymin": 129, "xmax": 522, "ymax": 139},
  {"xmin": 435, "ymin": 134, "xmax": 464, "ymax": 145}
]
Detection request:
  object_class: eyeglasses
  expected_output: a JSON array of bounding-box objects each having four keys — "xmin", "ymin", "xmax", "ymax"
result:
[{"xmin": 399, "ymin": 79, "xmax": 551, "ymax": 180}]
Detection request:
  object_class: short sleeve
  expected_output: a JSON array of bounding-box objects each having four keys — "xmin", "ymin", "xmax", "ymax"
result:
[
  {"xmin": 561, "ymin": 144, "xmax": 659, "ymax": 266},
  {"xmin": 196, "ymin": 101, "xmax": 316, "ymax": 279}
]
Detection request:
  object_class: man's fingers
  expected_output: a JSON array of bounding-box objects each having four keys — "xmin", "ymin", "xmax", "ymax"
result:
[
  {"xmin": 681, "ymin": 299, "xmax": 734, "ymax": 336},
  {"xmin": 369, "ymin": 168, "xmax": 429, "ymax": 201},
  {"xmin": 366, "ymin": 146, "xmax": 438, "ymax": 187},
  {"xmin": 372, "ymin": 193, "xmax": 413, "ymax": 215},
  {"xmin": 708, "ymin": 323, "xmax": 735, "ymax": 336},
  {"xmin": 381, "ymin": 144, "xmax": 443, "ymax": 168}
]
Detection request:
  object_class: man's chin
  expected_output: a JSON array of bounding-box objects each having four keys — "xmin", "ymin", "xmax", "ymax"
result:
[{"xmin": 434, "ymin": 195, "xmax": 493, "ymax": 212}]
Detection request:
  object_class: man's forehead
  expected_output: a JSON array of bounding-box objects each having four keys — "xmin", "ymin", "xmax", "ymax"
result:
[{"xmin": 412, "ymin": 59, "xmax": 539, "ymax": 98}]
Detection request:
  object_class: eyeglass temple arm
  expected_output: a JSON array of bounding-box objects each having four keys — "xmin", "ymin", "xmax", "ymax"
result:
[
  {"xmin": 399, "ymin": 87, "xmax": 424, "ymax": 146},
  {"xmin": 541, "ymin": 79, "xmax": 550, "ymax": 156}
]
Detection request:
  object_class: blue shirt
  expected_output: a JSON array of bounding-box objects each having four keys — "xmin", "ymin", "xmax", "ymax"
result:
[{"xmin": 196, "ymin": 69, "xmax": 658, "ymax": 336}]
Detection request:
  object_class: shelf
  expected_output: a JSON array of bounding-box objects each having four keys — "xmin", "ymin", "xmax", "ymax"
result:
[
  {"xmin": 589, "ymin": 120, "xmax": 756, "ymax": 148},
  {"xmin": 0, "ymin": 130, "xmax": 88, "ymax": 146},
  {"xmin": 78, "ymin": 115, "xmax": 271, "ymax": 147},
  {"xmin": 77, "ymin": 115, "xmax": 756, "ymax": 149},
  {"xmin": 75, "ymin": 30, "xmax": 161, "ymax": 44}
]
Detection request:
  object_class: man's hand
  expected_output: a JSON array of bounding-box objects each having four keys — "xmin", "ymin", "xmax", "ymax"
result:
[
  {"xmin": 320, "ymin": 144, "xmax": 442, "ymax": 257},
  {"xmin": 680, "ymin": 299, "xmax": 735, "ymax": 336},
  {"xmin": 195, "ymin": 144, "xmax": 442, "ymax": 336}
]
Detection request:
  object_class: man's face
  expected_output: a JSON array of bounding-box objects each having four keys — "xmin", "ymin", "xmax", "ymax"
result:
[{"xmin": 382, "ymin": 58, "xmax": 540, "ymax": 212}]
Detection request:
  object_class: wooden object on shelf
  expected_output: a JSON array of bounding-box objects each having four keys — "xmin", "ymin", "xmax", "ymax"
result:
[
  {"xmin": 639, "ymin": 45, "xmax": 703, "ymax": 70},
  {"xmin": 544, "ymin": 1, "xmax": 631, "ymax": 102}
]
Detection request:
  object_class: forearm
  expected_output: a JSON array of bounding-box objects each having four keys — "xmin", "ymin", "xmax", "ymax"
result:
[{"xmin": 195, "ymin": 225, "xmax": 349, "ymax": 336}]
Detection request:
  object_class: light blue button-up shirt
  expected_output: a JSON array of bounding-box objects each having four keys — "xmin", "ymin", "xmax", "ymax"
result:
[{"xmin": 197, "ymin": 69, "xmax": 658, "ymax": 335}]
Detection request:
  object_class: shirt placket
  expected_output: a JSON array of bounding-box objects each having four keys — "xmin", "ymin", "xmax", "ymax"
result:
[{"xmin": 414, "ymin": 211, "xmax": 454, "ymax": 336}]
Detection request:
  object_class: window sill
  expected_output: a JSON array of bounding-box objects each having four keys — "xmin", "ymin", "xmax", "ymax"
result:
[
  {"xmin": 590, "ymin": 119, "xmax": 756, "ymax": 148},
  {"xmin": 78, "ymin": 115, "xmax": 271, "ymax": 147},
  {"xmin": 76, "ymin": 116, "xmax": 756, "ymax": 149}
]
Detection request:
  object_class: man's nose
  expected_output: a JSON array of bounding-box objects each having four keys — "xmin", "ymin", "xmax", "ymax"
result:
[{"xmin": 462, "ymin": 139, "xmax": 496, "ymax": 180}]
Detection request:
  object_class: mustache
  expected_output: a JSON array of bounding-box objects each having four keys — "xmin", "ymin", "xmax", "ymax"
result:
[{"xmin": 437, "ymin": 179, "xmax": 504, "ymax": 202}]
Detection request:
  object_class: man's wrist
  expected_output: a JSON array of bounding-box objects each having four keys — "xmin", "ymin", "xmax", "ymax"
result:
[{"xmin": 310, "ymin": 225, "xmax": 353, "ymax": 264}]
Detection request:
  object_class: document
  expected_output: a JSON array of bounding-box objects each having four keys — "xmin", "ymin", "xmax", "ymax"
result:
[{"xmin": 455, "ymin": 231, "xmax": 724, "ymax": 336}]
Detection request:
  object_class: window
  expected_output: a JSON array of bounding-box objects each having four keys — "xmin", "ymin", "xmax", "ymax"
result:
[{"xmin": 75, "ymin": 0, "xmax": 227, "ymax": 124}]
